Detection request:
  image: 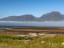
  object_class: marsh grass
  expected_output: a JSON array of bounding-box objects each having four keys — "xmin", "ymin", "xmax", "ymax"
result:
[{"xmin": 0, "ymin": 34, "xmax": 64, "ymax": 48}]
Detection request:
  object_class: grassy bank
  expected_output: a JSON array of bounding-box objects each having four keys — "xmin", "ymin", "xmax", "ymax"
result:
[{"xmin": 0, "ymin": 34, "xmax": 64, "ymax": 48}]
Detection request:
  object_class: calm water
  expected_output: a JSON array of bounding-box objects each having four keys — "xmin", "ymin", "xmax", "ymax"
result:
[{"xmin": 0, "ymin": 21, "xmax": 64, "ymax": 27}]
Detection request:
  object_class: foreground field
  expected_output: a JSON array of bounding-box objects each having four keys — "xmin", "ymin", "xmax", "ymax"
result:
[{"xmin": 0, "ymin": 34, "xmax": 64, "ymax": 48}]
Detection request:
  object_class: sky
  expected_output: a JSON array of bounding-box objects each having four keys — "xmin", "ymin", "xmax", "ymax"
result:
[{"xmin": 0, "ymin": 0, "xmax": 64, "ymax": 18}]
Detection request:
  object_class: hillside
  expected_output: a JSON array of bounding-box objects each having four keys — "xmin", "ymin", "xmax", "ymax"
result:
[
  {"xmin": 39, "ymin": 11, "xmax": 64, "ymax": 21},
  {"xmin": 0, "ymin": 11, "xmax": 64, "ymax": 21}
]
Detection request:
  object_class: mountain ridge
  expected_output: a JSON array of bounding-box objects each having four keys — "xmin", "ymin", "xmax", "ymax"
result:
[{"xmin": 0, "ymin": 11, "xmax": 64, "ymax": 21}]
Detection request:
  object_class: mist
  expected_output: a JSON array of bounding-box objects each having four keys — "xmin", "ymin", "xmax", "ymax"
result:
[{"xmin": 0, "ymin": 21, "xmax": 64, "ymax": 27}]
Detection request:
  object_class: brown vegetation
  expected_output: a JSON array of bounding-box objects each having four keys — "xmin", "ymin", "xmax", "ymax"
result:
[{"xmin": 0, "ymin": 27, "xmax": 64, "ymax": 35}]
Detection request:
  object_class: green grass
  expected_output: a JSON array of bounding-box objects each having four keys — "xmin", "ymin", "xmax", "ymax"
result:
[
  {"xmin": 0, "ymin": 34, "xmax": 64, "ymax": 48},
  {"xmin": 0, "ymin": 34, "xmax": 31, "ymax": 40}
]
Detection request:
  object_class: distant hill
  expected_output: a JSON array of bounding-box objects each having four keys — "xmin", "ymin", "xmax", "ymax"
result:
[
  {"xmin": 39, "ymin": 11, "xmax": 64, "ymax": 21},
  {"xmin": 0, "ymin": 11, "xmax": 64, "ymax": 21},
  {"xmin": 0, "ymin": 15, "xmax": 35, "ymax": 21}
]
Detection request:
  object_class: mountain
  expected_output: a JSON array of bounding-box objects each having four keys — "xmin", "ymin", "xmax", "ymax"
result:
[
  {"xmin": 0, "ymin": 15, "xmax": 35, "ymax": 21},
  {"xmin": 0, "ymin": 11, "xmax": 64, "ymax": 21},
  {"xmin": 39, "ymin": 11, "xmax": 64, "ymax": 21}
]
